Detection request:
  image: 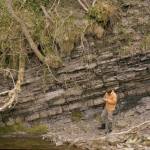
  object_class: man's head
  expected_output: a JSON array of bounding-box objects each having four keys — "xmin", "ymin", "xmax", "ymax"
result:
[{"xmin": 106, "ymin": 88, "xmax": 113, "ymax": 94}]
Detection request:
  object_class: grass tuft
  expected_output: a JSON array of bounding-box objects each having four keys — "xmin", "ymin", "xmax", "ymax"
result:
[{"xmin": 71, "ymin": 110, "xmax": 83, "ymax": 122}]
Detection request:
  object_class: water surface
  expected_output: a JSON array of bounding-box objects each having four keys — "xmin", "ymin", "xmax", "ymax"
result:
[{"xmin": 0, "ymin": 137, "xmax": 78, "ymax": 150}]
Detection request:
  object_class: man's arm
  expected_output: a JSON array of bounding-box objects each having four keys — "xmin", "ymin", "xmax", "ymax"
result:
[{"xmin": 103, "ymin": 92, "xmax": 108, "ymax": 102}]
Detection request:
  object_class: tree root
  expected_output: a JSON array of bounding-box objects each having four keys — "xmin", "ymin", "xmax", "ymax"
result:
[{"xmin": 0, "ymin": 53, "xmax": 26, "ymax": 112}]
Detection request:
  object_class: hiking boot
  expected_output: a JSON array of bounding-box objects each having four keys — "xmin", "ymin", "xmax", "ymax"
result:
[{"xmin": 106, "ymin": 122, "xmax": 112, "ymax": 133}]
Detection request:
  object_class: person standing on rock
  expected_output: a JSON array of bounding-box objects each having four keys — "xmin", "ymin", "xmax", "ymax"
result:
[{"xmin": 99, "ymin": 89, "xmax": 117, "ymax": 134}]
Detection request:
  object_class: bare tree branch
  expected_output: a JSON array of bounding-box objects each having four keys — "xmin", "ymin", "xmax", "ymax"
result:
[
  {"xmin": 110, "ymin": 120, "xmax": 150, "ymax": 136},
  {"xmin": 49, "ymin": 0, "xmax": 57, "ymax": 11},
  {"xmin": 53, "ymin": 0, "xmax": 60, "ymax": 12},
  {"xmin": 0, "ymin": 53, "xmax": 26, "ymax": 112},
  {"xmin": 92, "ymin": 0, "xmax": 97, "ymax": 7},
  {"xmin": 0, "ymin": 91, "xmax": 9, "ymax": 96},
  {"xmin": 77, "ymin": 0, "xmax": 89, "ymax": 12},
  {"xmin": 82, "ymin": 0, "xmax": 90, "ymax": 8},
  {"xmin": 41, "ymin": 5, "xmax": 54, "ymax": 24}
]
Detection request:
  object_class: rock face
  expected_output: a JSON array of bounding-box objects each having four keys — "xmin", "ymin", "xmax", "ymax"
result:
[{"xmin": 0, "ymin": 0, "xmax": 150, "ymax": 124}]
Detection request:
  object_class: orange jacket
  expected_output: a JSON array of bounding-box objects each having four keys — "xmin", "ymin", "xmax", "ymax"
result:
[{"xmin": 104, "ymin": 90, "xmax": 117, "ymax": 112}]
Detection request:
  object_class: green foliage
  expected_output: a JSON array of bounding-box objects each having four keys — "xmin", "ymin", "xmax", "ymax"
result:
[
  {"xmin": 26, "ymin": 124, "xmax": 48, "ymax": 135},
  {"xmin": 0, "ymin": 0, "xmax": 51, "ymax": 69},
  {"xmin": 51, "ymin": 14, "xmax": 83, "ymax": 56},
  {"xmin": 0, "ymin": 0, "xmax": 119, "ymax": 70},
  {"xmin": 0, "ymin": 122, "xmax": 26, "ymax": 134},
  {"xmin": 0, "ymin": 122, "xmax": 48, "ymax": 135},
  {"xmin": 88, "ymin": 6, "xmax": 108, "ymax": 26},
  {"xmin": 23, "ymin": 0, "xmax": 50, "ymax": 12},
  {"xmin": 0, "ymin": 0, "xmax": 20, "ymax": 69},
  {"xmin": 0, "ymin": 0, "xmax": 85, "ymax": 70},
  {"xmin": 87, "ymin": 1, "xmax": 118, "ymax": 27},
  {"xmin": 71, "ymin": 110, "xmax": 83, "ymax": 122}
]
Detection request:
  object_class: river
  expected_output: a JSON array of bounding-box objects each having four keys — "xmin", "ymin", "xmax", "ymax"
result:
[{"xmin": 0, "ymin": 137, "xmax": 78, "ymax": 150}]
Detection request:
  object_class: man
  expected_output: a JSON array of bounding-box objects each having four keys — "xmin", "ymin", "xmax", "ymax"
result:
[{"xmin": 100, "ymin": 89, "xmax": 117, "ymax": 133}]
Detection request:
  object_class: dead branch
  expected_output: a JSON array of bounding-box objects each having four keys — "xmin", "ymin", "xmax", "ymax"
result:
[
  {"xmin": 0, "ymin": 91, "xmax": 9, "ymax": 96},
  {"xmin": 41, "ymin": 5, "xmax": 54, "ymax": 24},
  {"xmin": 77, "ymin": 0, "xmax": 89, "ymax": 12},
  {"xmin": 0, "ymin": 53, "xmax": 26, "ymax": 112},
  {"xmin": 50, "ymin": 0, "xmax": 57, "ymax": 11},
  {"xmin": 92, "ymin": 0, "xmax": 97, "ymax": 7},
  {"xmin": 82, "ymin": 0, "xmax": 90, "ymax": 8},
  {"xmin": 110, "ymin": 120, "xmax": 150, "ymax": 136},
  {"xmin": 77, "ymin": 0, "xmax": 97, "ymax": 11},
  {"xmin": 6, "ymin": 0, "xmax": 45, "ymax": 63},
  {"xmin": 53, "ymin": 0, "xmax": 60, "ymax": 11}
]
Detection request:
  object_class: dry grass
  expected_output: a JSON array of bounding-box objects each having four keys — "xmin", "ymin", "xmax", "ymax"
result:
[
  {"xmin": 0, "ymin": 0, "xmax": 120, "ymax": 70},
  {"xmin": 141, "ymin": 35, "xmax": 150, "ymax": 52},
  {"xmin": 87, "ymin": 1, "xmax": 119, "ymax": 27}
]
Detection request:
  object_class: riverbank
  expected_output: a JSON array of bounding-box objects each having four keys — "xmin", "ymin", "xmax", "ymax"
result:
[
  {"xmin": 0, "ymin": 97, "xmax": 149, "ymax": 150},
  {"xmin": 43, "ymin": 96, "xmax": 150, "ymax": 150}
]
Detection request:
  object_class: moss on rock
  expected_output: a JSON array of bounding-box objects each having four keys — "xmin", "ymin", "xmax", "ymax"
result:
[
  {"xmin": 0, "ymin": 121, "xmax": 48, "ymax": 135},
  {"xmin": 71, "ymin": 110, "xmax": 83, "ymax": 122}
]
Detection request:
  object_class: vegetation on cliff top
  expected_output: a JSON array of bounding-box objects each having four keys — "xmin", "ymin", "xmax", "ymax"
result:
[
  {"xmin": 0, "ymin": 0, "xmax": 119, "ymax": 111},
  {"xmin": 0, "ymin": 0, "xmax": 119, "ymax": 69}
]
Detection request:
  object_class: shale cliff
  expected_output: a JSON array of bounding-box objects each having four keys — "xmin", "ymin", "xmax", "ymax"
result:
[{"xmin": 0, "ymin": 0, "xmax": 150, "ymax": 125}]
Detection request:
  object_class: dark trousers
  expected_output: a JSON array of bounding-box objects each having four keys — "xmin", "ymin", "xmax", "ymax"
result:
[{"xmin": 101, "ymin": 108, "xmax": 113, "ymax": 133}]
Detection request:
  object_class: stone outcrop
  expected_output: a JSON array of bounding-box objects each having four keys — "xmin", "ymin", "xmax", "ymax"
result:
[{"xmin": 0, "ymin": 0, "xmax": 150, "ymax": 124}]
